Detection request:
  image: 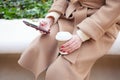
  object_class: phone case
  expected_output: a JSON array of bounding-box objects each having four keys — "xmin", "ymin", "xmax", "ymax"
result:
[{"xmin": 23, "ymin": 20, "xmax": 49, "ymax": 33}]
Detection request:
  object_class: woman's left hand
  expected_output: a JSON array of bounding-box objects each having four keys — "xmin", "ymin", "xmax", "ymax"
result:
[{"xmin": 60, "ymin": 35, "xmax": 83, "ymax": 54}]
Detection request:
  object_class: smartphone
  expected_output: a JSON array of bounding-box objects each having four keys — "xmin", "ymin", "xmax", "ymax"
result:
[{"xmin": 23, "ymin": 20, "xmax": 49, "ymax": 33}]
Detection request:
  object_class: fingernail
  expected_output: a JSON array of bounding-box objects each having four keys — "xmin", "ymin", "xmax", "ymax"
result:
[
  {"xmin": 62, "ymin": 51, "xmax": 65, "ymax": 52},
  {"xmin": 60, "ymin": 49, "xmax": 63, "ymax": 51},
  {"xmin": 60, "ymin": 49, "xmax": 65, "ymax": 53},
  {"xmin": 41, "ymin": 24, "xmax": 44, "ymax": 26},
  {"xmin": 61, "ymin": 46, "xmax": 64, "ymax": 48},
  {"xmin": 41, "ymin": 24, "xmax": 45, "ymax": 26},
  {"xmin": 67, "ymin": 51, "xmax": 69, "ymax": 54}
]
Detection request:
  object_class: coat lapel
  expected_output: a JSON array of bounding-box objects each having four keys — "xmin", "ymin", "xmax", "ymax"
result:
[{"xmin": 65, "ymin": 1, "xmax": 80, "ymax": 18}]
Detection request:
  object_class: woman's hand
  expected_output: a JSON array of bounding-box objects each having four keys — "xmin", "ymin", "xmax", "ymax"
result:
[
  {"xmin": 60, "ymin": 35, "xmax": 83, "ymax": 54},
  {"xmin": 39, "ymin": 18, "xmax": 54, "ymax": 34}
]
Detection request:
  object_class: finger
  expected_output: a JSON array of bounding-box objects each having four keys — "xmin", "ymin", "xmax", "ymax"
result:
[
  {"xmin": 40, "ymin": 31, "xmax": 47, "ymax": 34},
  {"xmin": 68, "ymin": 44, "xmax": 80, "ymax": 53},
  {"xmin": 69, "ymin": 40, "xmax": 81, "ymax": 53},
  {"xmin": 39, "ymin": 19, "xmax": 47, "ymax": 26},
  {"xmin": 65, "ymin": 44, "xmax": 80, "ymax": 53},
  {"xmin": 62, "ymin": 37, "xmax": 75, "ymax": 47},
  {"xmin": 41, "ymin": 20, "xmax": 47, "ymax": 25},
  {"xmin": 61, "ymin": 41, "xmax": 79, "ymax": 51},
  {"xmin": 40, "ymin": 22, "xmax": 46, "ymax": 27},
  {"xmin": 61, "ymin": 40, "xmax": 77, "ymax": 51}
]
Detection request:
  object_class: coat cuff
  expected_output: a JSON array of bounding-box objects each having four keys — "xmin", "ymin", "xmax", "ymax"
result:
[
  {"xmin": 45, "ymin": 12, "xmax": 61, "ymax": 24},
  {"xmin": 77, "ymin": 17, "xmax": 105, "ymax": 41},
  {"xmin": 49, "ymin": 0, "xmax": 68, "ymax": 15},
  {"xmin": 76, "ymin": 30, "xmax": 90, "ymax": 42}
]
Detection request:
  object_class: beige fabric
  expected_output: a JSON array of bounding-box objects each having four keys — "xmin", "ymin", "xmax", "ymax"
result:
[
  {"xmin": 46, "ymin": 12, "xmax": 90, "ymax": 41},
  {"xmin": 18, "ymin": 0, "xmax": 120, "ymax": 80},
  {"xmin": 45, "ymin": 12, "xmax": 61, "ymax": 24},
  {"xmin": 76, "ymin": 30, "xmax": 90, "ymax": 41}
]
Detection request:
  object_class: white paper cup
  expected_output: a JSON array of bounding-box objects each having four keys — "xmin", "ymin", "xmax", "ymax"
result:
[{"xmin": 56, "ymin": 31, "xmax": 72, "ymax": 54}]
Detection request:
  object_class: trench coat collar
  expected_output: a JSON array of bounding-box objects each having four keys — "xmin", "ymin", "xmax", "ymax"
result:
[{"xmin": 66, "ymin": 1, "xmax": 80, "ymax": 18}]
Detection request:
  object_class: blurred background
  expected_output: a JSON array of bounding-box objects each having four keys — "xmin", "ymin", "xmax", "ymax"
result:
[
  {"xmin": 0, "ymin": 0, "xmax": 120, "ymax": 80},
  {"xmin": 0, "ymin": 0, "xmax": 52, "ymax": 19}
]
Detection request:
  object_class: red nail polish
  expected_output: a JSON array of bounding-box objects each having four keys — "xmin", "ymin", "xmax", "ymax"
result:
[
  {"xmin": 61, "ymin": 46, "xmax": 64, "ymax": 48},
  {"xmin": 60, "ymin": 49, "xmax": 63, "ymax": 51},
  {"xmin": 63, "ymin": 51, "xmax": 66, "ymax": 53}
]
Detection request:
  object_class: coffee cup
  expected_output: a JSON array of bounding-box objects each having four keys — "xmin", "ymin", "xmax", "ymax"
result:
[{"xmin": 55, "ymin": 31, "xmax": 72, "ymax": 54}]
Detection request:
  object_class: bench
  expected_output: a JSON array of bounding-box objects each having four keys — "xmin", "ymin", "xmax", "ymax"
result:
[{"xmin": 0, "ymin": 19, "xmax": 119, "ymax": 54}]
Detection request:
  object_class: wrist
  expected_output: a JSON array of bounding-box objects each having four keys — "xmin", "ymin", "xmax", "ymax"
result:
[
  {"xmin": 45, "ymin": 12, "xmax": 60, "ymax": 24},
  {"xmin": 46, "ymin": 17, "xmax": 54, "ymax": 27},
  {"xmin": 76, "ymin": 34, "xmax": 84, "ymax": 42}
]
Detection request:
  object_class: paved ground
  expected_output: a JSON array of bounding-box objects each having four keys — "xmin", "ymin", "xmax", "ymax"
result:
[{"xmin": 0, "ymin": 54, "xmax": 120, "ymax": 80}]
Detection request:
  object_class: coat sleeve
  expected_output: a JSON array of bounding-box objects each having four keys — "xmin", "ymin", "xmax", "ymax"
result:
[
  {"xmin": 48, "ymin": 0, "xmax": 68, "ymax": 15},
  {"xmin": 77, "ymin": 0, "xmax": 120, "ymax": 40}
]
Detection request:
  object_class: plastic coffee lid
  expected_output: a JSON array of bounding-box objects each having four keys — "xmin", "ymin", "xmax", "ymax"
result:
[{"xmin": 56, "ymin": 32, "xmax": 72, "ymax": 41}]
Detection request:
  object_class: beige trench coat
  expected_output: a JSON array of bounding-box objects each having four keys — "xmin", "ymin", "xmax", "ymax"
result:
[{"xmin": 18, "ymin": 0, "xmax": 120, "ymax": 80}]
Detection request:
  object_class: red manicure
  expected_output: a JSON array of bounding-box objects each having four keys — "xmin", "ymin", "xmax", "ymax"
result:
[
  {"xmin": 61, "ymin": 46, "xmax": 64, "ymax": 48},
  {"xmin": 63, "ymin": 51, "xmax": 66, "ymax": 53},
  {"xmin": 60, "ymin": 49, "xmax": 63, "ymax": 51}
]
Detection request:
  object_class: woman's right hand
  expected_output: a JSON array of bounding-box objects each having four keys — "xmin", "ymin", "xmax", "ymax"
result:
[{"xmin": 38, "ymin": 18, "xmax": 54, "ymax": 34}]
